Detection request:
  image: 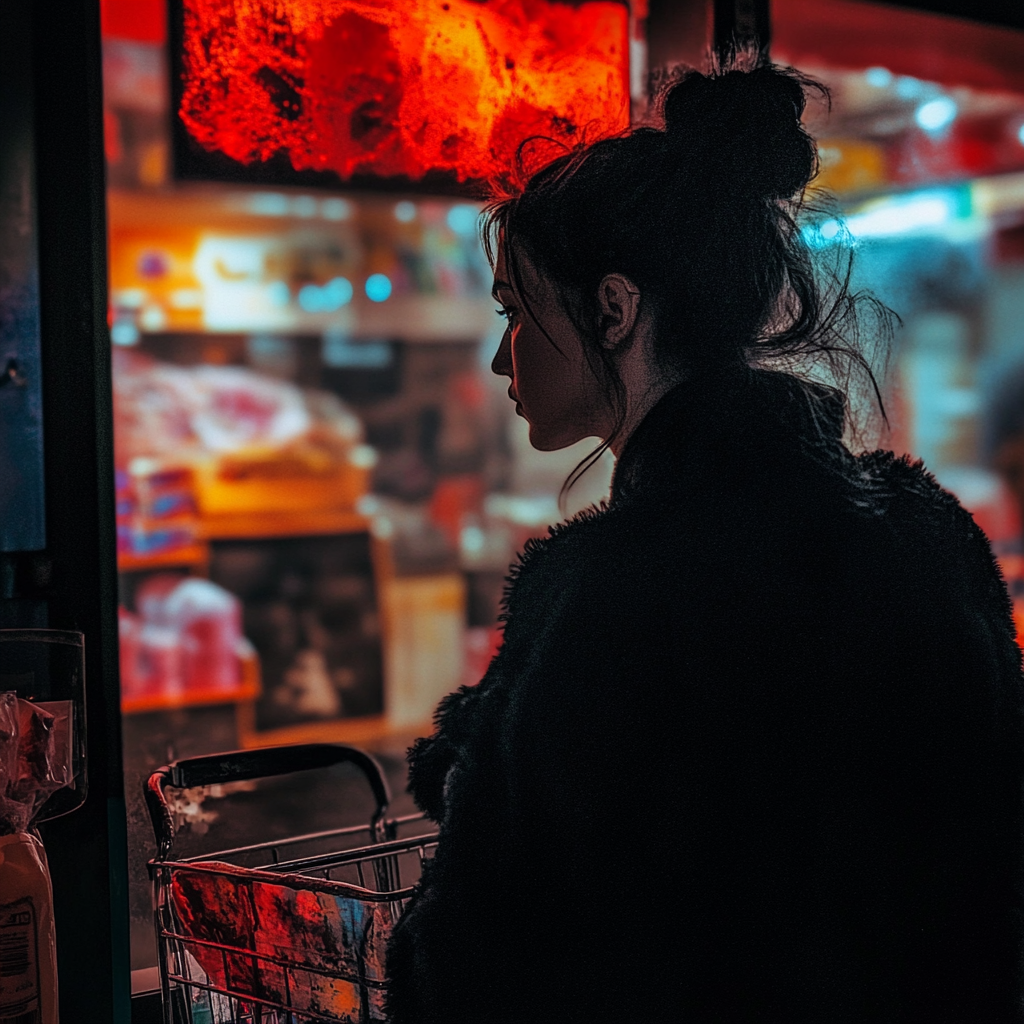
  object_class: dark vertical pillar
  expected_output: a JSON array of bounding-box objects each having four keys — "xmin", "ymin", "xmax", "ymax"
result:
[
  {"xmin": 646, "ymin": 1, "xmax": 772, "ymax": 80},
  {"xmin": 714, "ymin": 0, "xmax": 771, "ymax": 60},
  {"xmin": 28, "ymin": 0, "xmax": 131, "ymax": 1020},
  {"xmin": 646, "ymin": 0, "xmax": 715, "ymax": 77}
]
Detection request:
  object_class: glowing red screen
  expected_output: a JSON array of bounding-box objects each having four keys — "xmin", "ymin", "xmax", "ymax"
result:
[{"xmin": 178, "ymin": 0, "xmax": 630, "ymax": 185}]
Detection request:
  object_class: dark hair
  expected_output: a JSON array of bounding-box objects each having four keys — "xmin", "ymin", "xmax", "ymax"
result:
[{"xmin": 483, "ymin": 54, "xmax": 893, "ymax": 490}]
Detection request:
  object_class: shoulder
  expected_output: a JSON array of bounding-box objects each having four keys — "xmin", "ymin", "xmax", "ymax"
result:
[
  {"xmin": 852, "ymin": 449, "xmax": 996, "ymax": 563},
  {"xmin": 853, "ymin": 450, "xmax": 968, "ymax": 521},
  {"xmin": 500, "ymin": 503, "xmax": 622, "ymax": 618},
  {"xmin": 852, "ymin": 450, "xmax": 1016, "ymax": 635}
]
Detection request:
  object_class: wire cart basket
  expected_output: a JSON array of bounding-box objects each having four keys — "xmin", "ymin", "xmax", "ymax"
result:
[{"xmin": 145, "ymin": 744, "xmax": 438, "ymax": 1024}]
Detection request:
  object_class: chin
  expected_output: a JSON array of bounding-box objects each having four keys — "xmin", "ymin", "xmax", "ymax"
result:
[{"xmin": 527, "ymin": 423, "xmax": 584, "ymax": 452}]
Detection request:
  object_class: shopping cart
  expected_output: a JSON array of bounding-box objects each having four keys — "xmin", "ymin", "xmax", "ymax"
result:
[{"xmin": 145, "ymin": 743, "xmax": 438, "ymax": 1024}]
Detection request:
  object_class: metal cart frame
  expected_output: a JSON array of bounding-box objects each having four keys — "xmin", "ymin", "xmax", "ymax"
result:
[{"xmin": 145, "ymin": 743, "xmax": 437, "ymax": 1024}]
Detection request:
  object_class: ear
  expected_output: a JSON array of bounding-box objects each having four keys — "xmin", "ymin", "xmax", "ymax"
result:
[{"xmin": 597, "ymin": 274, "xmax": 641, "ymax": 350}]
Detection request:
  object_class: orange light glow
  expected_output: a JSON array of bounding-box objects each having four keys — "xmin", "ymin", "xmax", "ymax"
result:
[{"xmin": 178, "ymin": 0, "xmax": 630, "ymax": 184}]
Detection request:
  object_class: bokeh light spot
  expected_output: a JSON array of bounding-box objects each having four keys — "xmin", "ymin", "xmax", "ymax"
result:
[
  {"xmin": 394, "ymin": 201, "xmax": 417, "ymax": 222},
  {"xmin": 915, "ymin": 97, "xmax": 957, "ymax": 132},
  {"xmin": 446, "ymin": 204, "xmax": 478, "ymax": 236},
  {"xmin": 299, "ymin": 276, "xmax": 354, "ymax": 311},
  {"xmin": 365, "ymin": 274, "xmax": 392, "ymax": 302},
  {"xmin": 321, "ymin": 197, "xmax": 353, "ymax": 221}
]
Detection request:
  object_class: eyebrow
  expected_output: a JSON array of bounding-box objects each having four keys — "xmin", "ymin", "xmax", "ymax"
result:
[{"xmin": 491, "ymin": 278, "xmax": 513, "ymax": 299}]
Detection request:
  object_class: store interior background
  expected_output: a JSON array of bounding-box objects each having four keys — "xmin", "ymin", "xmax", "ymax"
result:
[{"xmin": 99, "ymin": 0, "xmax": 1024, "ymax": 976}]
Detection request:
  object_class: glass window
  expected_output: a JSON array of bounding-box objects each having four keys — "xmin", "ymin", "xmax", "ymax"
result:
[{"xmin": 101, "ymin": 0, "xmax": 626, "ymax": 979}]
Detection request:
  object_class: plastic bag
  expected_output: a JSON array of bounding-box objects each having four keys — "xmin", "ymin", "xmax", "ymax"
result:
[{"xmin": 0, "ymin": 696, "xmax": 74, "ymax": 836}]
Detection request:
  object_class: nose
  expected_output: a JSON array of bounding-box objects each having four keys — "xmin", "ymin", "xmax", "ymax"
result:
[{"xmin": 491, "ymin": 327, "xmax": 512, "ymax": 378}]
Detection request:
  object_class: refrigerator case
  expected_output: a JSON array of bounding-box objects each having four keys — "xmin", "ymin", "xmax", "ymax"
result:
[{"xmin": 0, "ymin": 3, "xmax": 44, "ymax": 556}]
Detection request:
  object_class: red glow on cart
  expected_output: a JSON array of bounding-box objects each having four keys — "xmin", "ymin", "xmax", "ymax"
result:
[{"xmin": 177, "ymin": 0, "xmax": 630, "ymax": 183}]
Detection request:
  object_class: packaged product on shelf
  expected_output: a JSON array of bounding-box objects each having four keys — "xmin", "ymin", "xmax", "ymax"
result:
[
  {"xmin": 135, "ymin": 573, "xmax": 184, "ymax": 624},
  {"xmin": 113, "ymin": 349, "xmax": 356, "ymax": 460},
  {"xmin": 121, "ymin": 577, "xmax": 245, "ymax": 702},
  {"xmin": 112, "ymin": 349, "xmax": 372, "ymax": 522},
  {"xmin": 136, "ymin": 623, "xmax": 186, "ymax": 700},
  {"xmin": 165, "ymin": 579, "xmax": 242, "ymax": 693},
  {"xmin": 117, "ymin": 461, "xmax": 200, "ymax": 561},
  {"xmin": 114, "ymin": 469, "xmax": 135, "ymax": 557}
]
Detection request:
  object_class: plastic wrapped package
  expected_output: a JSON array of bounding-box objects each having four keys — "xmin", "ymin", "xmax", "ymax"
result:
[
  {"xmin": 0, "ymin": 700, "xmax": 74, "ymax": 836},
  {"xmin": 113, "ymin": 350, "xmax": 344, "ymax": 464},
  {"xmin": 113, "ymin": 352, "xmax": 370, "ymax": 522},
  {"xmin": 135, "ymin": 574, "xmax": 183, "ymax": 626},
  {"xmin": 136, "ymin": 625, "xmax": 186, "ymax": 700},
  {"xmin": 0, "ymin": 696, "xmax": 19, "ymax": 837},
  {"xmin": 165, "ymin": 579, "xmax": 242, "ymax": 693},
  {"xmin": 183, "ymin": 365, "xmax": 312, "ymax": 455},
  {"xmin": 0, "ymin": 692, "xmax": 77, "ymax": 1022},
  {"xmin": 30, "ymin": 705, "xmax": 73, "ymax": 796},
  {"xmin": 131, "ymin": 575, "xmax": 188, "ymax": 700},
  {"xmin": 122, "ymin": 577, "xmax": 244, "ymax": 701},
  {"xmin": 11, "ymin": 702, "xmax": 58, "ymax": 822},
  {"xmin": 170, "ymin": 863, "xmax": 390, "ymax": 1023}
]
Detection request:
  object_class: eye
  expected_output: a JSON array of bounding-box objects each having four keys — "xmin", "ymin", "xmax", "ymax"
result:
[{"xmin": 495, "ymin": 306, "xmax": 517, "ymax": 325}]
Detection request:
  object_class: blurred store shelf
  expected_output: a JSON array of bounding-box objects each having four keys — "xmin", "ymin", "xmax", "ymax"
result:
[
  {"xmin": 121, "ymin": 643, "xmax": 261, "ymax": 715},
  {"xmin": 117, "ymin": 543, "xmax": 208, "ymax": 574}
]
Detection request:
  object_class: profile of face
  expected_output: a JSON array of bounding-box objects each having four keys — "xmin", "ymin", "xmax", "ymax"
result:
[{"xmin": 490, "ymin": 243, "xmax": 652, "ymax": 452}]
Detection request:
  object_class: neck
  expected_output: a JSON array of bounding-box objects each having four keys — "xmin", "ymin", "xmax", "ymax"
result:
[{"xmin": 608, "ymin": 380, "xmax": 679, "ymax": 458}]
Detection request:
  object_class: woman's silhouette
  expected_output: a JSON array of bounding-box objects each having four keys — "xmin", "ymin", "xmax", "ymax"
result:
[{"xmin": 385, "ymin": 57, "xmax": 1024, "ymax": 1022}]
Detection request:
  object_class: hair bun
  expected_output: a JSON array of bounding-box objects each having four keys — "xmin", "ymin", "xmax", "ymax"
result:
[{"xmin": 662, "ymin": 65, "xmax": 817, "ymax": 202}]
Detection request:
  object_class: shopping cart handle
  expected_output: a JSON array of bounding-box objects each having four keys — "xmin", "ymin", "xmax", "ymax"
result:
[{"xmin": 145, "ymin": 743, "xmax": 391, "ymax": 859}]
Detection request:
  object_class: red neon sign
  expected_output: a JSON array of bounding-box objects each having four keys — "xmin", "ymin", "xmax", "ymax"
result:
[{"xmin": 177, "ymin": 0, "xmax": 630, "ymax": 185}]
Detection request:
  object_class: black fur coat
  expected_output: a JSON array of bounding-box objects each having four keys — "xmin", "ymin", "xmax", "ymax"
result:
[{"xmin": 385, "ymin": 369, "xmax": 1024, "ymax": 1023}]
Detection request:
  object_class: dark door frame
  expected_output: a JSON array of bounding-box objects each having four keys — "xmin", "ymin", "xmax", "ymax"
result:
[{"xmin": 27, "ymin": 0, "xmax": 131, "ymax": 1020}]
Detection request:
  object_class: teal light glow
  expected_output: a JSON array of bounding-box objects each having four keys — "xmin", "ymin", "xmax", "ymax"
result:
[{"xmin": 365, "ymin": 274, "xmax": 392, "ymax": 302}]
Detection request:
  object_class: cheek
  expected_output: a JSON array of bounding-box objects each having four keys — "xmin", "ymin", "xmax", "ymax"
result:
[
  {"xmin": 511, "ymin": 325, "xmax": 599, "ymax": 430},
  {"xmin": 512, "ymin": 327, "xmax": 569, "ymax": 401}
]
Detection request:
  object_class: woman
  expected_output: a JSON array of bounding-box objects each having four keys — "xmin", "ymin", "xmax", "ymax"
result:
[{"xmin": 385, "ymin": 60, "xmax": 1024, "ymax": 1022}]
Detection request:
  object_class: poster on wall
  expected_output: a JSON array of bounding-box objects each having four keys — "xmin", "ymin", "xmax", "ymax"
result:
[
  {"xmin": 170, "ymin": 0, "xmax": 630, "ymax": 191},
  {"xmin": 0, "ymin": 4, "xmax": 45, "ymax": 553}
]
